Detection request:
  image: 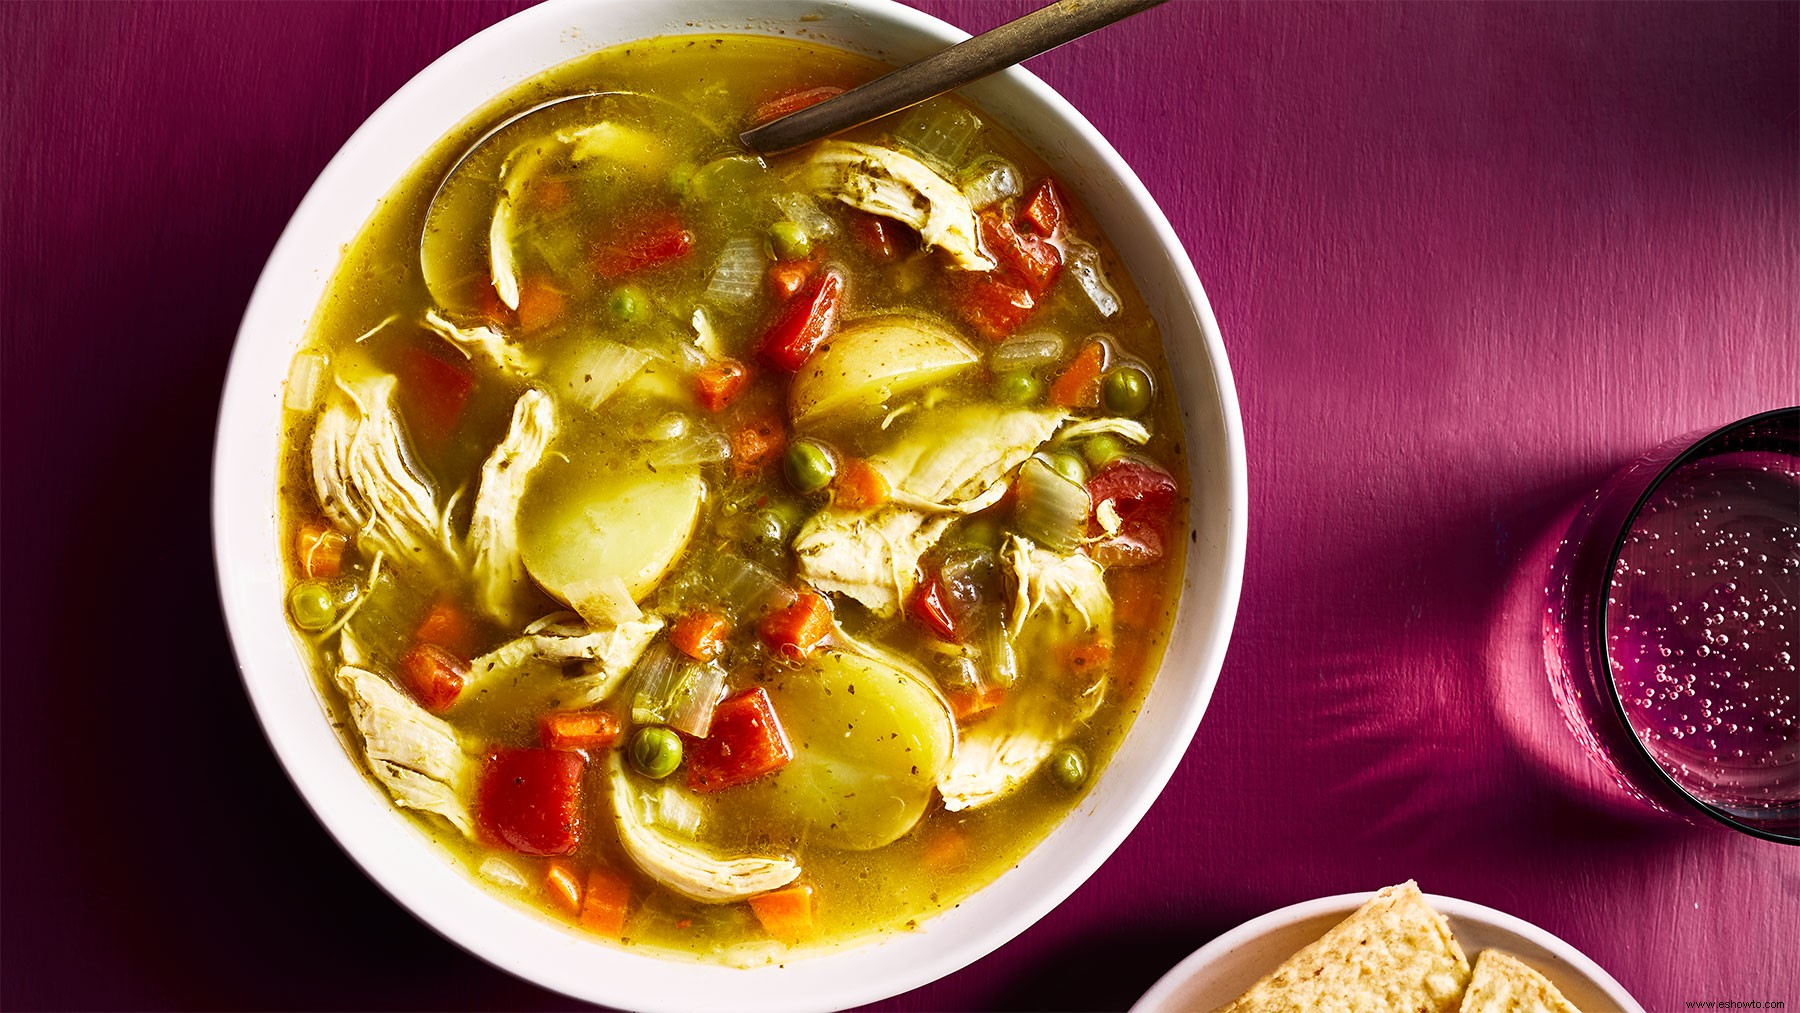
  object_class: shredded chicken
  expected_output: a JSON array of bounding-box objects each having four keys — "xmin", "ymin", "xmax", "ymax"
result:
[
  {"xmin": 793, "ymin": 506, "xmax": 955, "ymax": 617},
  {"xmin": 334, "ymin": 660, "xmax": 478, "ymax": 834},
  {"xmin": 469, "ymin": 613, "xmax": 664, "ymax": 708},
  {"xmin": 801, "ymin": 141, "xmax": 995, "ymax": 271},
  {"xmin": 1055, "ymin": 416, "xmax": 1150, "ymax": 447},
  {"xmin": 608, "ymin": 754, "xmax": 800, "ymax": 903},
  {"xmin": 423, "ymin": 309, "xmax": 529, "ymax": 376},
  {"xmin": 467, "ymin": 389, "xmax": 556, "ymax": 625},
  {"xmin": 310, "ymin": 373, "xmax": 457, "ymax": 571},
  {"xmin": 1004, "ymin": 536, "xmax": 1113, "ymax": 640},
  {"xmin": 874, "ymin": 405, "xmax": 1067, "ymax": 513}
]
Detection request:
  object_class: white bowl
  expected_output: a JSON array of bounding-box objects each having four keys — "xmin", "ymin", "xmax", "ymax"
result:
[
  {"xmin": 1132, "ymin": 892, "xmax": 1644, "ymax": 1013},
  {"xmin": 212, "ymin": 1, "xmax": 1246, "ymax": 1009}
]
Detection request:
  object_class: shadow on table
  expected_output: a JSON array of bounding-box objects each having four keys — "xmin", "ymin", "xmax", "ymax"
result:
[{"xmin": 982, "ymin": 920, "xmax": 1235, "ymax": 1012}]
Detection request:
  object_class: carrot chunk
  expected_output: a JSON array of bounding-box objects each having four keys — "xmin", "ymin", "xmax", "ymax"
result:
[
  {"xmin": 579, "ymin": 866, "xmax": 633, "ymax": 939},
  {"xmin": 687, "ymin": 688, "xmax": 794, "ymax": 793},
  {"xmin": 395, "ymin": 345, "xmax": 474, "ymax": 448},
  {"xmin": 767, "ymin": 258, "xmax": 817, "ymax": 299},
  {"xmin": 670, "ymin": 610, "xmax": 732, "ymax": 661},
  {"xmin": 414, "ymin": 597, "xmax": 479, "ymax": 659},
  {"xmin": 748, "ymin": 883, "xmax": 816, "ymax": 945},
  {"xmin": 296, "ymin": 521, "xmax": 346, "ymax": 579},
  {"xmin": 921, "ymin": 826, "xmax": 969, "ymax": 872},
  {"xmin": 750, "ymin": 85, "xmax": 846, "ymax": 127},
  {"xmin": 694, "ymin": 359, "xmax": 751, "ymax": 413},
  {"xmin": 1048, "ymin": 340, "xmax": 1107, "ymax": 408},
  {"xmin": 514, "ymin": 278, "xmax": 566, "ymax": 333},
  {"xmin": 946, "ymin": 685, "xmax": 1006, "ymax": 722},
  {"xmin": 731, "ymin": 412, "xmax": 788, "ymax": 478},
  {"xmin": 397, "ymin": 643, "xmax": 470, "ymax": 713},
  {"xmin": 544, "ymin": 861, "xmax": 583, "ymax": 916},
  {"xmin": 1018, "ymin": 178, "xmax": 1066, "ymax": 237},
  {"xmin": 539, "ymin": 710, "xmax": 623, "ymax": 751},
  {"xmin": 831, "ymin": 457, "xmax": 889, "ymax": 511},
  {"xmin": 758, "ymin": 590, "xmax": 833, "ymax": 662}
]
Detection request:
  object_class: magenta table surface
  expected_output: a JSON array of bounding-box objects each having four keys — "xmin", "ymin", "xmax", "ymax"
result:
[{"xmin": 3, "ymin": 2, "xmax": 1795, "ymax": 1010}]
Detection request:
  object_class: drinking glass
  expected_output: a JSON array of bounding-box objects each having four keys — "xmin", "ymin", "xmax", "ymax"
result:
[{"xmin": 1544, "ymin": 407, "xmax": 1798, "ymax": 843}]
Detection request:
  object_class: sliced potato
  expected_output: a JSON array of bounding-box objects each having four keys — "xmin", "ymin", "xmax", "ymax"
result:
[
  {"xmin": 750, "ymin": 649, "xmax": 955, "ymax": 850},
  {"xmin": 789, "ymin": 316, "xmax": 978, "ymax": 427},
  {"xmin": 518, "ymin": 452, "xmax": 705, "ymax": 604}
]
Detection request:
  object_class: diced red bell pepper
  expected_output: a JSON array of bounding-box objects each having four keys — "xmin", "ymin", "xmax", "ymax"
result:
[
  {"xmin": 694, "ymin": 359, "xmax": 751, "ymax": 413},
  {"xmin": 687, "ymin": 688, "xmax": 794, "ymax": 794},
  {"xmin": 477, "ymin": 747, "xmax": 586, "ymax": 855},
  {"xmin": 979, "ymin": 210, "xmax": 1061, "ymax": 295},
  {"xmin": 397, "ymin": 643, "xmax": 469, "ymax": 713},
  {"xmin": 1018, "ymin": 178, "xmax": 1066, "ymax": 237},
  {"xmin": 395, "ymin": 345, "xmax": 474, "ymax": 448},
  {"xmin": 951, "ymin": 271, "xmax": 1036, "ymax": 342},
  {"xmin": 593, "ymin": 214, "xmax": 694, "ymax": 280},
  {"xmin": 750, "ymin": 85, "xmax": 846, "ymax": 127},
  {"xmin": 850, "ymin": 212, "xmax": 916, "ymax": 262},
  {"xmin": 758, "ymin": 590, "xmax": 833, "ymax": 662},
  {"xmin": 758, "ymin": 269, "xmax": 842, "ymax": 371},
  {"xmin": 1087, "ymin": 460, "xmax": 1179, "ymax": 567},
  {"xmin": 908, "ymin": 574, "xmax": 961, "ymax": 642}
]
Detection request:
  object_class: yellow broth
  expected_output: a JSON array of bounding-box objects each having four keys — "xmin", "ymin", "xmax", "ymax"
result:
[{"xmin": 279, "ymin": 34, "xmax": 1187, "ymax": 960}]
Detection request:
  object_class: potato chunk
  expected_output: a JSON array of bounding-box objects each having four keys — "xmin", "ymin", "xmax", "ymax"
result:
[
  {"xmin": 788, "ymin": 316, "xmax": 978, "ymax": 428},
  {"xmin": 518, "ymin": 453, "xmax": 704, "ymax": 605}
]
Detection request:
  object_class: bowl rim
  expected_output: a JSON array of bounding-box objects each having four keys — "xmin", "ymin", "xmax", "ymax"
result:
[
  {"xmin": 211, "ymin": 1, "xmax": 1248, "ymax": 1009},
  {"xmin": 1131, "ymin": 891, "xmax": 1645, "ymax": 1013}
]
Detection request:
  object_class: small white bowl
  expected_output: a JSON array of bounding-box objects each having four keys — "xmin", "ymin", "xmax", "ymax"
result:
[
  {"xmin": 1133, "ymin": 892, "xmax": 1644, "ymax": 1013},
  {"xmin": 212, "ymin": 1, "xmax": 1246, "ymax": 1009}
]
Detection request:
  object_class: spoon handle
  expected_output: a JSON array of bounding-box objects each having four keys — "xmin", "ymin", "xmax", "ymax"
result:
[{"xmin": 740, "ymin": 0, "xmax": 1172, "ymax": 155}]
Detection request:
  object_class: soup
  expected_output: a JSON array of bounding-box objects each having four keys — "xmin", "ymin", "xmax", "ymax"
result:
[{"xmin": 278, "ymin": 34, "xmax": 1187, "ymax": 960}]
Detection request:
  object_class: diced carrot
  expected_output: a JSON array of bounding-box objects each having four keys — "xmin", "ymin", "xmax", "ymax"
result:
[
  {"xmin": 694, "ymin": 359, "xmax": 751, "ymax": 413},
  {"xmin": 415, "ymin": 597, "xmax": 479, "ymax": 658},
  {"xmin": 593, "ymin": 213, "xmax": 694, "ymax": 279},
  {"xmin": 515, "ymin": 278, "xmax": 566, "ymax": 334},
  {"xmin": 952, "ymin": 271, "xmax": 1036, "ymax": 341},
  {"xmin": 850, "ymin": 212, "xmax": 915, "ymax": 262},
  {"xmin": 1048, "ymin": 340, "xmax": 1107, "ymax": 408},
  {"xmin": 946, "ymin": 685, "xmax": 1005, "ymax": 722},
  {"xmin": 579, "ymin": 866, "xmax": 633, "ymax": 939},
  {"xmin": 395, "ymin": 345, "xmax": 475, "ymax": 448},
  {"xmin": 908, "ymin": 575, "xmax": 960, "ymax": 642},
  {"xmin": 534, "ymin": 177, "xmax": 571, "ymax": 212},
  {"xmin": 731, "ymin": 412, "xmax": 788, "ymax": 478},
  {"xmin": 544, "ymin": 861, "xmax": 583, "ymax": 916},
  {"xmin": 670, "ymin": 610, "xmax": 732, "ymax": 661},
  {"xmin": 767, "ymin": 258, "xmax": 817, "ymax": 299},
  {"xmin": 688, "ymin": 688, "xmax": 795, "ymax": 793},
  {"xmin": 747, "ymin": 883, "xmax": 815, "ymax": 945},
  {"xmin": 474, "ymin": 284, "xmax": 512, "ymax": 329},
  {"xmin": 539, "ymin": 710, "xmax": 622, "ymax": 751},
  {"xmin": 397, "ymin": 643, "xmax": 470, "ymax": 713},
  {"xmin": 921, "ymin": 826, "xmax": 969, "ymax": 872},
  {"xmin": 832, "ymin": 457, "xmax": 889, "ymax": 511},
  {"xmin": 1064, "ymin": 639, "xmax": 1113, "ymax": 678},
  {"xmin": 750, "ymin": 85, "xmax": 846, "ymax": 126},
  {"xmin": 758, "ymin": 269, "xmax": 843, "ymax": 371},
  {"xmin": 296, "ymin": 521, "xmax": 347, "ymax": 579},
  {"xmin": 757, "ymin": 590, "xmax": 833, "ymax": 662},
  {"xmin": 978, "ymin": 210, "xmax": 1061, "ymax": 295},
  {"xmin": 1018, "ymin": 178, "xmax": 1065, "ymax": 237}
]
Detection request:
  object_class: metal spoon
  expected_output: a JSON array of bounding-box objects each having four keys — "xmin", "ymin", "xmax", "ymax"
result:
[{"xmin": 739, "ymin": 0, "xmax": 1172, "ymax": 156}]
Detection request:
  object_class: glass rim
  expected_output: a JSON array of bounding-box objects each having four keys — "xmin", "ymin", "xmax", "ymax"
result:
[{"xmin": 1593, "ymin": 405, "xmax": 1800, "ymax": 845}]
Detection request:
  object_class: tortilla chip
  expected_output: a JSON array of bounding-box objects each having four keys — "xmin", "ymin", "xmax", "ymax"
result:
[
  {"xmin": 1219, "ymin": 881, "xmax": 1471, "ymax": 1013},
  {"xmin": 1458, "ymin": 950, "xmax": 1582, "ymax": 1013}
]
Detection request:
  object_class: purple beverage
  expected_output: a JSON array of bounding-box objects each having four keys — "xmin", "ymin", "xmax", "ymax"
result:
[{"xmin": 1544, "ymin": 409, "xmax": 1799, "ymax": 842}]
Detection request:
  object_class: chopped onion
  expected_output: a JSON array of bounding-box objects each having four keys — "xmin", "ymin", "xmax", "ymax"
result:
[
  {"xmin": 704, "ymin": 238, "xmax": 764, "ymax": 306},
  {"xmin": 703, "ymin": 553, "xmax": 796, "ymax": 616},
  {"xmin": 1064, "ymin": 239, "xmax": 1121, "ymax": 318},
  {"xmin": 990, "ymin": 331, "xmax": 1066, "ymax": 373},
  {"xmin": 551, "ymin": 341, "xmax": 651, "ymax": 410},
  {"xmin": 894, "ymin": 99, "xmax": 981, "ymax": 173},
  {"xmin": 960, "ymin": 156, "xmax": 1021, "ymax": 210},
  {"xmin": 770, "ymin": 192, "xmax": 838, "ymax": 239},
  {"xmin": 644, "ymin": 427, "xmax": 732, "ymax": 469},
  {"xmin": 565, "ymin": 573, "xmax": 642, "ymax": 628},
  {"xmin": 666, "ymin": 660, "xmax": 728, "ymax": 737},
  {"xmin": 283, "ymin": 351, "xmax": 327, "ymax": 412},
  {"xmin": 636, "ymin": 782, "xmax": 705, "ymax": 836},
  {"xmin": 1013, "ymin": 457, "xmax": 1091, "ymax": 552},
  {"xmin": 982, "ymin": 616, "xmax": 1018, "ymax": 688},
  {"xmin": 629, "ymin": 641, "xmax": 684, "ymax": 725},
  {"xmin": 478, "ymin": 856, "xmax": 532, "ymax": 890}
]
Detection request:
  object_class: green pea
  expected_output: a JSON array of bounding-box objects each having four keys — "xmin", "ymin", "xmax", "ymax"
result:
[
  {"xmin": 610, "ymin": 286, "xmax": 645, "ymax": 322},
  {"xmin": 629, "ymin": 726, "xmax": 683, "ymax": 779},
  {"xmin": 1040, "ymin": 450, "xmax": 1088, "ymax": 485},
  {"xmin": 1081, "ymin": 434, "xmax": 1129, "ymax": 468},
  {"xmin": 769, "ymin": 219, "xmax": 811, "ymax": 260},
  {"xmin": 1101, "ymin": 365, "xmax": 1153, "ymax": 416},
  {"xmin": 1049, "ymin": 744, "xmax": 1089, "ymax": 790},
  {"xmin": 995, "ymin": 371, "xmax": 1042, "ymax": 405},
  {"xmin": 753, "ymin": 499, "xmax": 809, "ymax": 545},
  {"xmin": 784, "ymin": 439, "xmax": 836, "ymax": 494},
  {"xmin": 289, "ymin": 580, "xmax": 337, "ymax": 631}
]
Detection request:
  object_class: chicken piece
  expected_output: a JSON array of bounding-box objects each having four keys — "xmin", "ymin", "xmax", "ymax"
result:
[
  {"xmin": 938, "ymin": 537, "xmax": 1112, "ymax": 811},
  {"xmin": 607, "ymin": 754, "xmax": 800, "ymax": 903},
  {"xmin": 469, "ymin": 612, "xmax": 664, "ymax": 709},
  {"xmin": 423, "ymin": 309, "xmax": 530, "ymax": 376},
  {"xmin": 466, "ymin": 389, "xmax": 556, "ymax": 625},
  {"xmin": 801, "ymin": 141, "xmax": 995, "ymax": 271},
  {"xmin": 310, "ymin": 373, "xmax": 457, "ymax": 571},
  {"xmin": 793, "ymin": 506, "xmax": 956, "ymax": 617},
  {"xmin": 334, "ymin": 660, "xmax": 478, "ymax": 835},
  {"xmin": 873, "ymin": 405, "xmax": 1066, "ymax": 513},
  {"xmin": 1054, "ymin": 416, "xmax": 1150, "ymax": 447}
]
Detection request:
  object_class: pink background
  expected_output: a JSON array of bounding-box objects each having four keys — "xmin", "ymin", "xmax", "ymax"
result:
[{"xmin": 3, "ymin": 1, "xmax": 1795, "ymax": 1010}]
